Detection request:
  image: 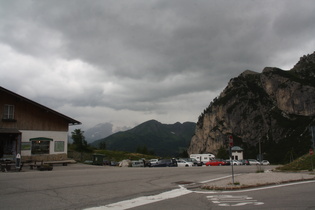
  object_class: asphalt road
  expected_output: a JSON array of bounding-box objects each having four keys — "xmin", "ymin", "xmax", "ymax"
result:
[
  {"xmin": 129, "ymin": 182, "xmax": 315, "ymax": 210},
  {"xmin": 1, "ymin": 164, "xmax": 313, "ymax": 210}
]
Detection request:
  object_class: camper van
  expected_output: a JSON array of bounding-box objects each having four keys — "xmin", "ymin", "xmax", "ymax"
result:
[{"xmin": 190, "ymin": 154, "xmax": 215, "ymax": 165}]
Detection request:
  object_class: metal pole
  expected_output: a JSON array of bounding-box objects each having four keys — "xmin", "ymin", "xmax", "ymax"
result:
[
  {"xmin": 311, "ymin": 127, "xmax": 314, "ymax": 171},
  {"xmin": 259, "ymin": 138, "xmax": 262, "ymax": 171},
  {"xmin": 230, "ymin": 147, "xmax": 234, "ymax": 184},
  {"xmin": 311, "ymin": 153, "xmax": 313, "ymax": 171},
  {"xmin": 312, "ymin": 126, "xmax": 315, "ymax": 150}
]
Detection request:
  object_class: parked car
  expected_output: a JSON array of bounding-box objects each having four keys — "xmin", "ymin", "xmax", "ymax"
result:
[
  {"xmin": 142, "ymin": 159, "xmax": 157, "ymax": 167},
  {"xmin": 231, "ymin": 160, "xmax": 242, "ymax": 165},
  {"xmin": 260, "ymin": 160, "xmax": 270, "ymax": 165},
  {"xmin": 151, "ymin": 159, "xmax": 178, "ymax": 167},
  {"xmin": 103, "ymin": 160, "xmax": 111, "ymax": 165},
  {"xmin": 205, "ymin": 159, "xmax": 227, "ymax": 166},
  {"xmin": 149, "ymin": 159, "xmax": 159, "ymax": 166},
  {"xmin": 240, "ymin": 159, "xmax": 250, "ymax": 165},
  {"xmin": 248, "ymin": 159, "xmax": 261, "ymax": 165},
  {"xmin": 110, "ymin": 161, "xmax": 119, "ymax": 166},
  {"xmin": 181, "ymin": 158, "xmax": 202, "ymax": 166},
  {"xmin": 225, "ymin": 159, "xmax": 231, "ymax": 165},
  {"xmin": 131, "ymin": 160, "xmax": 144, "ymax": 167},
  {"xmin": 176, "ymin": 159, "xmax": 193, "ymax": 167}
]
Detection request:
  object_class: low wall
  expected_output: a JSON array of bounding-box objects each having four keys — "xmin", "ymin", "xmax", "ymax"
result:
[{"xmin": 22, "ymin": 153, "xmax": 68, "ymax": 162}]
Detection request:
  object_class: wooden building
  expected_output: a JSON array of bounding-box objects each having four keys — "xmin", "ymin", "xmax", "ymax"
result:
[{"xmin": 0, "ymin": 86, "xmax": 81, "ymax": 162}]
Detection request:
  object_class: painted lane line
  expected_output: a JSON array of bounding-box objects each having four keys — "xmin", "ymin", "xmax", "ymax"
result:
[
  {"xmin": 85, "ymin": 175, "xmax": 312, "ymax": 209},
  {"xmin": 199, "ymin": 174, "xmax": 241, "ymax": 184},
  {"xmin": 232, "ymin": 202, "xmax": 264, "ymax": 206},
  {"xmin": 84, "ymin": 185, "xmax": 192, "ymax": 210},
  {"xmin": 84, "ymin": 175, "xmax": 236, "ymax": 209}
]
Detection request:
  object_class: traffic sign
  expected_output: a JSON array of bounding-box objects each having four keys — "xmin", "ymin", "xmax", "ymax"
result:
[
  {"xmin": 229, "ymin": 135, "xmax": 233, "ymax": 147},
  {"xmin": 310, "ymin": 148, "xmax": 313, "ymax": 155}
]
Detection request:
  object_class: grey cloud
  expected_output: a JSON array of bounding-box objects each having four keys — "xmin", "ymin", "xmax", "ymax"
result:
[{"xmin": 1, "ymin": 0, "xmax": 315, "ymax": 128}]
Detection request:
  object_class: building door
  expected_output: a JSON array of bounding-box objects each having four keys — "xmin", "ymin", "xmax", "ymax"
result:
[{"xmin": 0, "ymin": 131, "xmax": 21, "ymax": 160}]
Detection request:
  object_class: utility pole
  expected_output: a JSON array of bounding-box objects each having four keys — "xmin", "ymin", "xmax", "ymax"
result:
[
  {"xmin": 311, "ymin": 126, "xmax": 315, "ymax": 150},
  {"xmin": 259, "ymin": 138, "xmax": 262, "ymax": 171},
  {"xmin": 229, "ymin": 135, "xmax": 234, "ymax": 185},
  {"xmin": 310, "ymin": 126, "xmax": 315, "ymax": 171}
]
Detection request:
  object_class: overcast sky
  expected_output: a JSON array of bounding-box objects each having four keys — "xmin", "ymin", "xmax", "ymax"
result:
[{"xmin": 1, "ymin": 0, "xmax": 315, "ymax": 131}]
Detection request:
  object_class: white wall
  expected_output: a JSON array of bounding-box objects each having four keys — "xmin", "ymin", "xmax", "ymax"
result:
[
  {"xmin": 20, "ymin": 130, "xmax": 68, "ymax": 156},
  {"xmin": 232, "ymin": 151, "xmax": 243, "ymax": 160}
]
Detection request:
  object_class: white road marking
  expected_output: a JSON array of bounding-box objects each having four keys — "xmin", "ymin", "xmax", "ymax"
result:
[
  {"xmin": 207, "ymin": 195, "xmax": 264, "ymax": 207},
  {"xmin": 84, "ymin": 177, "xmax": 315, "ymax": 209},
  {"xmin": 199, "ymin": 174, "xmax": 241, "ymax": 184},
  {"xmin": 84, "ymin": 185, "xmax": 192, "ymax": 210},
  {"xmin": 84, "ymin": 175, "xmax": 238, "ymax": 209}
]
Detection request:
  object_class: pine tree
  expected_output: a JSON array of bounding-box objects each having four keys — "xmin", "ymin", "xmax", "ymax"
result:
[{"xmin": 71, "ymin": 129, "xmax": 88, "ymax": 152}]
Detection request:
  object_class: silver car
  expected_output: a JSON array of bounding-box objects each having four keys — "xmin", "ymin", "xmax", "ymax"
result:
[
  {"xmin": 248, "ymin": 159, "xmax": 261, "ymax": 165},
  {"xmin": 260, "ymin": 160, "xmax": 270, "ymax": 165}
]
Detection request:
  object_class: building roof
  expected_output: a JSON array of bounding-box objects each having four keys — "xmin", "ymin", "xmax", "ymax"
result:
[
  {"xmin": 0, "ymin": 86, "xmax": 81, "ymax": 126},
  {"xmin": 231, "ymin": 146, "xmax": 243, "ymax": 151}
]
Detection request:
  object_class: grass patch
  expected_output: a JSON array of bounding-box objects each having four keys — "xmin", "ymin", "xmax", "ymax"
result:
[
  {"xmin": 233, "ymin": 181, "xmax": 240, "ymax": 185},
  {"xmin": 276, "ymin": 153, "xmax": 315, "ymax": 171}
]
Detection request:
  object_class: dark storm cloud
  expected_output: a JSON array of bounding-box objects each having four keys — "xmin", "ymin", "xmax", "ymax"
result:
[{"xmin": 1, "ymin": 0, "xmax": 315, "ymax": 128}]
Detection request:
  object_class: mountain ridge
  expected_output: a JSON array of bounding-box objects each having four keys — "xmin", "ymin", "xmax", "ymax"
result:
[
  {"xmin": 91, "ymin": 120, "xmax": 196, "ymax": 157},
  {"xmin": 188, "ymin": 52, "xmax": 315, "ymax": 163}
]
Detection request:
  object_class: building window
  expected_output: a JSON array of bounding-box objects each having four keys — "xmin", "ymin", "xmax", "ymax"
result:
[
  {"xmin": 3, "ymin": 104, "xmax": 14, "ymax": 119},
  {"xmin": 54, "ymin": 141, "xmax": 64, "ymax": 152},
  {"xmin": 31, "ymin": 141, "xmax": 50, "ymax": 154},
  {"xmin": 21, "ymin": 142, "xmax": 31, "ymax": 150}
]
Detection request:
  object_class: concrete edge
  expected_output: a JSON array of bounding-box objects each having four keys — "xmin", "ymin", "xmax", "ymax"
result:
[{"xmin": 201, "ymin": 177, "xmax": 315, "ymax": 191}]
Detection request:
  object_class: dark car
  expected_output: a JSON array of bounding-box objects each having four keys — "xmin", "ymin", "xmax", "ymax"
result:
[
  {"xmin": 151, "ymin": 159, "xmax": 178, "ymax": 167},
  {"xmin": 240, "ymin": 159, "xmax": 250, "ymax": 165},
  {"xmin": 225, "ymin": 159, "xmax": 231, "ymax": 165},
  {"xmin": 110, "ymin": 161, "xmax": 119, "ymax": 166},
  {"xmin": 205, "ymin": 159, "xmax": 227, "ymax": 166}
]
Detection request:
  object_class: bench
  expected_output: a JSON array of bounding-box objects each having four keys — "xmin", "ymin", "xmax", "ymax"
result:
[
  {"xmin": 44, "ymin": 160, "xmax": 76, "ymax": 166},
  {"xmin": 28, "ymin": 160, "xmax": 44, "ymax": 170},
  {"xmin": 26, "ymin": 160, "xmax": 75, "ymax": 170},
  {"xmin": 1, "ymin": 161, "xmax": 24, "ymax": 172}
]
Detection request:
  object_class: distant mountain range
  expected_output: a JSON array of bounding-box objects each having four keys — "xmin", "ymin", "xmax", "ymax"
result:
[
  {"xmin": 84, "ymin": 123, "xmax": 132, "ymax": 143},
  {"xmin": 90, "ymin": 120, "xmax": 196, "ymax": 157},
  {"xmin": 84, "ymin": 122, "xmax": 114, "ymax": 143}
]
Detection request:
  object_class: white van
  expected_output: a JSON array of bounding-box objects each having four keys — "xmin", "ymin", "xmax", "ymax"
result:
[{"xmin": 190, "ymin": 154, "xmax": 215, "ymax": 165}]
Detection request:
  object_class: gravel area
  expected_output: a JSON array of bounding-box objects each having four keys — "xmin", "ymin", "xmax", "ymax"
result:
[{"xmin": 201, "ymin": 171, "xmax": 315, "ymax": 190}]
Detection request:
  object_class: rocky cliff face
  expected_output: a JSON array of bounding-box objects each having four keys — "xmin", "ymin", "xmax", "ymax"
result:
[{"xmin": 188, "ymin": 52, "xmax": 315, "ymax": 163}]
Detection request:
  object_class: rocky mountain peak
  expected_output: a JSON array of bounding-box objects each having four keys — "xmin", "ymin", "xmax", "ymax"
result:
[
  {"xmin": 188, "ymin": 52, "xmax": 315, "ymax": 163},
  {"xmin": 292, "ymin": 51, "xmax": 315, "ymax": 71}
]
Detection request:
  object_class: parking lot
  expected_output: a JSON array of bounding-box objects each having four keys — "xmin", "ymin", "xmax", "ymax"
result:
[{"xmin": 0, "ymin": 163, "xmax": 275, "ymax": 209}]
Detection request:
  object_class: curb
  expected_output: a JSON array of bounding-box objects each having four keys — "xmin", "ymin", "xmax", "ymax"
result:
[{"xmin": 201, "ymin": 177, "xmax": 315, "ymax": 191}]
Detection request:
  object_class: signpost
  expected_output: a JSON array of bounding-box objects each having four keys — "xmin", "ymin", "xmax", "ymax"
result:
[
  {"xmin": 229, "ymin": 135, "xmax": 235, "ymax": 185},
  {"xmin": 310, "ymin": 126, "xmax": 315, "ymax": 171},
  {"xmin": 229, "ymin": 135, "xmax": 234, "ymax": 147},
  {"xmin": 310, "ymin": 148, "xmax": 314, "ymax": 171},
  {"xmin": 311, "ymin": 126, "xmax": 315, "ymax": 149}
]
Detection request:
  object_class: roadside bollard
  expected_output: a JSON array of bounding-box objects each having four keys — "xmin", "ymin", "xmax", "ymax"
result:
[{"xmin": 16, "ymin": 153, "xmax": 21, "ymax": 170}]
